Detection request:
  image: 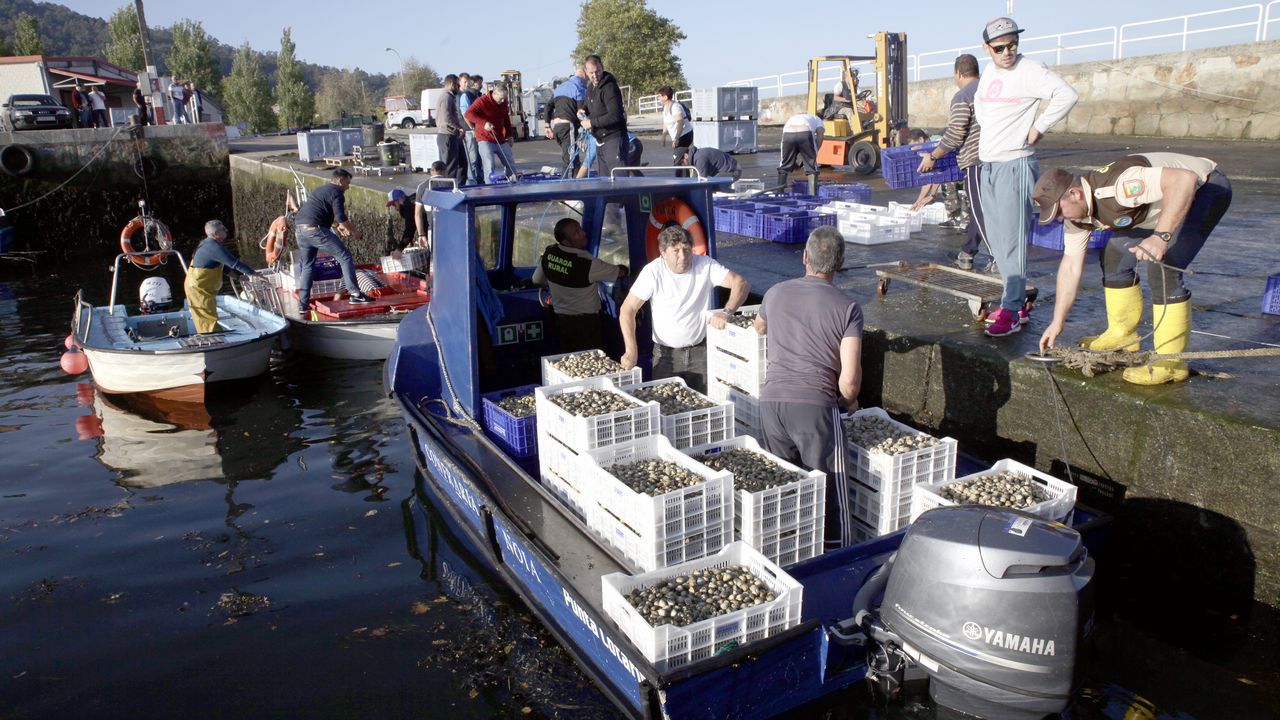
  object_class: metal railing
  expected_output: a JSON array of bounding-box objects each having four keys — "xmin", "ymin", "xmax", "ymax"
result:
[
  {"xmin": 633, "ymin": 2, "xmax": 1280, "ymax": 111},
  {"xmin": 636, "ymin": 88, "xmax": 692, "ymax": 115}
]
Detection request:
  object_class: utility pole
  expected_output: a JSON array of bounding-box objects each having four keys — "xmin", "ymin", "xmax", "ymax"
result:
[
  {"xmin": 134, "ymin": 0, "xmax": 154, "ymax": 70},
  {"xmin": 134, "ymin": 0, "xmax": 163, "ymax": 124}
]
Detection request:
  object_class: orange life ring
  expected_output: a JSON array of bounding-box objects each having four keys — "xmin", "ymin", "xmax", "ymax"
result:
[
  {"xmin": 119, "ymin": 217, "xmax": 174, "ymax": 268},
  {"xmin": 263, "ymin": 215, "xmax": 290, "ymax": 265},
  {"xmin": 645, "ymin": 197, "xmax": 709, "ymax": 261}
]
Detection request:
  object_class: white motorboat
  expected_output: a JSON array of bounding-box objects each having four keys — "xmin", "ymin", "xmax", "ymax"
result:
[{"xmin": 69, "ymin": 250, "xmax": 288, "ymax": 402}]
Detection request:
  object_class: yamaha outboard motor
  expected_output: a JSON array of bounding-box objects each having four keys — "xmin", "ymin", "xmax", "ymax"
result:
[
  {"xmin": 139, "ymin": 277, "xmax": 172, "ymax": 314},
  {"xmin": 863, "ymin": 506, "xmax": 1094, "ymax": 719}
]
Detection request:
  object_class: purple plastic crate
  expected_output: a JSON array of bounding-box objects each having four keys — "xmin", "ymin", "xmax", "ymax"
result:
[
  {"xmin": 713, "ymin": 201, "xmax": 754, "ymax": 235},
  {"xmin": 763, "ymin": 212, "xmax": 836, "ymax": 244},
  {"xmin": 481, "ymin": 384, "xmax": 539, "ymax": 459},
  {"xmin": 817, "ymin": 183, "xmax": 872, "ymax": 203},
  {"xmin": 1264, "ymin": 273, "xmax": 1280, "ymax": 315},
  {"xmin": 738, "ymin": 204, "xmax": 785, "ymax": 238},
  {"xmin": 1028, "ymin": 214, "xmax": 1111, "ymax": 251},
  {"xmin": 880, "ymin": 141, "xmax": 964, "ymax": 189}
]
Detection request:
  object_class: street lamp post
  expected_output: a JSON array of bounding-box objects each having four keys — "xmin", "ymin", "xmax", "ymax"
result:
[{"xmin": 385, "ymin": 47, "xmax": 406, "ymax": 98}]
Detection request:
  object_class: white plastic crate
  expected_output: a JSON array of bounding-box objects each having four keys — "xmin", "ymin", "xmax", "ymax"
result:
[
  {"xmin": 587, "ymin": 502, "xmax": 732, "ymax": 572},
  {"xmin": 534, "ymin": 377, "xmax": 659, "ymax": 453},
  {"xmin": 705, "ymin": 304, "xmax": 766, "ymax": 366},
  {"xmin": 692, "ymin": 87, "xmax": 759, "ymax": 120},
  {"xmin": 829, "ymin": 201, "xmax": 893, "ymax": 216},
  {"xmin": 708, "ymin": 347, "xmax": 765, "ymax": 397},
  {"xmin": 541, "ymin": 350, "xmax": 642, "ymax": 388},
  {"xmin": 380, "ymin": 248, "xmax": 429, "ymax": 273},
  {"xmin": 536, "ymin": 430, "xmax": 581, "ymax": 487},
  {"xmin": 538, "ymin": 455, "xmax": 587, "ymax": 518},
  {"xmin": 885, "ymin": 203, "xmax": 924, "ymax": 232},
  {"xmin": 889, "ymin": 201, "xmax": 947, "ymax": 225},
  {"xmin": 754, "ymin": 518, "xmax": 823, "ymax": 567},
  {"xmin": 685, "ymin": 436, "xmax": 825, "ymax": 567},
  {"xmin": 601, "ymin": 541, "xmax": 803, "ymax": 671},
  {"xmin": 707, "ymin": 379, "xmax": 761, "ymax": 432},
  {"xmin": 839, "ymin": 220, "xmax": 902, "ymax": 245},
  {"xmin": 584, "ymin": 435, "xmax": 733, "ymax": 553},
  {"xmin": 910, "ymin": 459, "xmax": 1078, "ymax": 524},
  {"xmin": 630, "ymin": 377, "xmax": 735, "ymax": 450},
  {"xmin": 844, "ymin": 408, "xmax": 957, "ymax": 536}
]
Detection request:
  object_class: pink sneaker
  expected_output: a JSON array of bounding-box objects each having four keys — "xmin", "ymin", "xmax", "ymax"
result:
[
  {"xmin": 984, "ymin": 306, "xmax": 1030, "ymax": 325},
  {"xmin": 984, "ymin": 308, "xmax": 1022, "ymax": 337}
]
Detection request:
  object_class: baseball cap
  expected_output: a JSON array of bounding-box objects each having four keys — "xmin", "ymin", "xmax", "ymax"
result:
[
  {"xmin": 1031, "ymin": 168, "xmax": 1078, "ymax": 224},
  {"xmin": 983, "ymin": 17, "xmax": 1025, "ymax": 43},
  {"xmin": 386, "ymin": 188, "xmax": 406, "ymax": 207}
]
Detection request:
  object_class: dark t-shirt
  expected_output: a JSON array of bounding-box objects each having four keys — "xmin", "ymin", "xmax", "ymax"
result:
[
  {"xmin": 759, "ymin": 276, "xmax": 863, "ymax": 406},
  {"xmin": 690, "ymin": 146, "xmax": 738, "ymax": 178},
  {"xmin": 295, "ymin": 183, "xmax": 347, "ymax": 228}
]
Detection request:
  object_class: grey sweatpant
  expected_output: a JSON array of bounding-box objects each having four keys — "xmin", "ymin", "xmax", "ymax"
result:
[
  {"xmin": 760, "ymin": 401, "xmax": 851, "ymax": 549},
  {"xmin": 978, "ymin": 155, "xmax": 1039, "ymax": 312}
]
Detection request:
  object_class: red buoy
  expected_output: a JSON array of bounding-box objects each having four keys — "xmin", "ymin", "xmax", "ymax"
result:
[
  {"xmin": 60, "ymin": 349, "xmax": 89, "ymax": 375},
  {"xmin": 64, "ymin": 334, "xmax": 77, "ymax": 350}
]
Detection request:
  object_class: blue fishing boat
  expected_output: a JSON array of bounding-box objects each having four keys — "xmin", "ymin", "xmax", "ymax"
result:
[{"xmin": 385, "ymin": 174, "xmax": 1110, "ymax": 719}]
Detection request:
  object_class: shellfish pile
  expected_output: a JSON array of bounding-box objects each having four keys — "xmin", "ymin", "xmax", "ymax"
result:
[
  {"xmin": 697, "ymin": 448, "xmax": 803, "ymax": 492},
  {"xmin": 628, "ymin": 382, "xmax": 716, "ymax": 415},
  {"xmin": 624, "ymin": 565, "xmax": 776, "ymax": 627},
  {"xmin": 940, "ymin": 471, "xmax": 1049, "ymax": 510},
  {"xmin": 548, "ymin": 389, "xmax": 637, "ymax": 416},
  {"xmin": 607, "ymin": 458, "xmax": 706, "ymax": 496},
  {"xmin": 495, "ymin": 392, "xmax": 537, "ymax": 418},
  {"xmin": 549, "ymin": 350, "xmax": 625, "ymax": 379},
  {"xmin": 842, "ymin": 415, "xmax": 940, "ymax": 455},
  {"xmin": 724, "ymin": 312, "xmax": 758, "ymax": 329}
]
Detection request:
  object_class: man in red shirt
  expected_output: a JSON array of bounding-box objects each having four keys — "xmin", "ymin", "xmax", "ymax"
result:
[{"xmin": 463, "ymin": 85, "xmax": 518, "ymax": 182}]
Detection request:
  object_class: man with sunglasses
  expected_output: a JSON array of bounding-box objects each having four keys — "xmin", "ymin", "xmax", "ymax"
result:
[{"xmin": 973, "ymin": 17, "xmax": 1078, "ymax": 337}]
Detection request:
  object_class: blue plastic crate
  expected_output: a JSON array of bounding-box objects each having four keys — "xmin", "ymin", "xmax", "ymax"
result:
[
  {"xmin": 1264, "ymin": 273, "xmax": 1280, "ymax": 315},
  {"xmin": 817, "ymin": 183, "xmax": 872, "ymax": 203},
  {"xmin": 1028, "ymin": 214, "xmax": 1111, "ymax": 251},
  {"xmin": 763, "ymin": 211, "xmax": 838, "ymax": 244},
  {"xmin": 481, "ymin": 384, "xmax": 539, "ymax": 459},
  {"xmin": 713, "ymin": 201, "xmax": 753, "ymax": 235},
  {"xmin": 738, "ymin": 204, "xmax": 785, "ymax": 238},
  {"xmin": 880, "ymin": 141, "xmax": 964, "ymax": 189}
]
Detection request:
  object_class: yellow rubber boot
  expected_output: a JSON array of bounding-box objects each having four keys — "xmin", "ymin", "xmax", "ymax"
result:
[
  {"xmin": 1080, "ymin": 285, "xmax": 1142, "ymax": 352},
  {"xmin": 1124, "ymin": 300, "xmax": 1191, "ymax": 385}
]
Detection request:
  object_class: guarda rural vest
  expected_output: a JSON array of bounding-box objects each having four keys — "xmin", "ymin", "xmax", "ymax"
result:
[
  {"xmin": 541, "ymin": 245, "xmax": 593, "ymax": 288},
  {"xmin": 1085, "ymin": 155, "xmax": 1152, "ymax": 230}
]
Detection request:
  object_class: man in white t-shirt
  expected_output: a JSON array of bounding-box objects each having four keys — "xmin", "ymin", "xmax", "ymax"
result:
[
  {"xmin": 619, "ymin": 225, "xmax": 750, "ymax": 392},
  {"xmin": 168, "ymin": 79, "xmax": 189, "ymax": 124},
  {"xmin": 777, "ymin": 113, "xmax": 825, "ymax": 195},
  {"xmin": 658, "ymin": 85, "xmax": 693, "ymax": 163}
]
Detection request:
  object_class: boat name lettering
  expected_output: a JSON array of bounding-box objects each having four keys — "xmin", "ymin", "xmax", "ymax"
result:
[
  {"xmin": 424, "ymin": 447, "xmax": 483, "ymax": 519},
  {"xmin": 562, "ymin": 588, "xmax": 644, "ymax": 683},
  {"xmin": 496, "ymin": 526, "xmax": 544, "ymax": 585},
  {"xmin": 965, "ymin": 621, "xmax": 1057, "ymax": 656}
]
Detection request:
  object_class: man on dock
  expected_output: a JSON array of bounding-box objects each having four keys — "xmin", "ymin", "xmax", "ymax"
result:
[
  {"xmin": 973, "ymin": 16, "xmax": 1077, "ymax": 337},
  {"xmin": 776, "ymin": 113, "xmax": 824, "ymax": 195},
  {"xmin": 293, "ymin": 168, "xmax": 373, "ymax": 315},
  {"xmin": 532, "ymin": 218, "xmax": 629, "ymax": 353},
  {"xmin": 580, "ymin": 55, "xmax": 628, "ymax": 177},
  {"xmin": 917, "ymin": 54, "xmax": 984, "ymax": 266},
  {"xmin": 1033, "ymin": 153, "xmax": 1231, "ymax": 384},
  {"xmin": 436, "ymin": 74, "xmax": 470, "ymax": 185},
  {"xmin": 676, "ymin": 145, "xmax": 741, "ymax": 182},
  {"xmin": 619, "ymin": 226, "xmax": 750, "ymax": 393},
  {"xmin": 185, "ymin": 220, "xmax": 258, "ymax": 334},
  {"xmin": 754, "ymin": 226, "xmax": 862, "ymax": 549}
]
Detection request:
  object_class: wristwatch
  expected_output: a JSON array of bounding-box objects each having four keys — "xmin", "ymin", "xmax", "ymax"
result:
[{"xmin": 1153, "ymin": 231, "xmax": 1173, "ymax": 243}]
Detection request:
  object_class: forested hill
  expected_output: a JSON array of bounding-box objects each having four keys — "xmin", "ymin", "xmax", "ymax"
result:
[{"xmin": 0, "ymin": 0, "xmax": 385, "ymax": 90}]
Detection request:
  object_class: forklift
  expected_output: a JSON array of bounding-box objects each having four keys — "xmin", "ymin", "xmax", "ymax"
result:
[
  {"xmin": 806, "ymin": 31, "xmax": 909, "ymax": 174},
  {"xmin": 487, "ymin": 70, "xmax": 532, "ymax": 140}
]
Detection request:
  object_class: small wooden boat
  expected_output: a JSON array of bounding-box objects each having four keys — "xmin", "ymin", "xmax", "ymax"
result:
[{"xmin": 69, "ymin": 250, "xmax": 287, "ymax": 402}]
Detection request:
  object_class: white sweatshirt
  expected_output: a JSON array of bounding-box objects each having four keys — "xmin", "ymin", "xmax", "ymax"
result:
[{"xmin": 974, "ymin": 56, "xmax": 1077, "ymax": 163}]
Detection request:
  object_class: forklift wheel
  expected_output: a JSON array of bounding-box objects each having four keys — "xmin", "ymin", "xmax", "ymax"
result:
[
  {"xmin": 877, "ymin": 278, "xmax": 889, "ymax": 296},
  {"xmin": 849, "ymin": 140, "xmax": 879, "ymax": 176}
]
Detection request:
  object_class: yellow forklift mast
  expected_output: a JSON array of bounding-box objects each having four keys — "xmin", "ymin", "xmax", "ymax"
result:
[
  {"xmin": 487, "ymin": 70, "xmax": 531, "ymax": 140},
  {"xmin": 804, "ymin": 32, "xmax": 909, "ymax": 174}
]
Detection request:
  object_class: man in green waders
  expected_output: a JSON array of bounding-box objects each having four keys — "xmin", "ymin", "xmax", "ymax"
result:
[{"xmin": 186, "ymin": 220, "xmax": 259, "ymax": 334}]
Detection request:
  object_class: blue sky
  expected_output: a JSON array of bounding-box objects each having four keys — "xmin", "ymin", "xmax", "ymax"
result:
[{"xmin": 54, "ymin": 1, "xmax": 1269, "ymax": 87}]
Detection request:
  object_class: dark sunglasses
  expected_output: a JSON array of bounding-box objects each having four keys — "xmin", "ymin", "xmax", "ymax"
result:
[{"xmin": 989, "ymin": 42, "xmax": 1018, "ymax": 54}]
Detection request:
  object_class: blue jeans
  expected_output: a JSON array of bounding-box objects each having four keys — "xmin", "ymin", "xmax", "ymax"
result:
[
  {"xmin": 171, "ymin": 98, "xmax": 189, "ymax": 124},
  {"xmin": 979, "ymin": 156, "xmax": 1039, "ymax": 312},
  {"xmin": 478, "ymin": 140, "xmax": 517, "ymax": 180},
  {"xmin": 296, "ymin": 226, "xmax": 361, "ymax": 307},
  {"xmin": 462, "ymin": 131, "xmax": 484, "ymax": 185}
]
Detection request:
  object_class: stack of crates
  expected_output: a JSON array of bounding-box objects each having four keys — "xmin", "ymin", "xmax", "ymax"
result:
[
  {"xmin": 705, "ymin": 304, "xmax": 766, "ymax": 439},
  {"xmin": 825, "ymin": 201, "xmax": 912, "ymax": 245},
  {"xmin": 880, "ymin": 141, "xmax": 964, "ymax": 189},
  {"xmin": 843, "ymin": 408, "xmax": 958, "ymax": 538},
  {"xmin": 690, "ymin": 86, "xmax": 758, "ymax": 154},
  {"xmin": 685, "ymin": 436, "xmax": 825, "ymax": 568},
  {"xmin": 628, "ymin": 377, "xmax": 735, "ymax": 450},
  {"xmin": 1028, "ymin": 213, "xmax": 1112, "ymax": 251}
]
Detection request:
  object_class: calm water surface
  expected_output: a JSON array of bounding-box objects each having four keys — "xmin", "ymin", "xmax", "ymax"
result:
[{"xmin": 0, "ymin": 268, "xmax": 1241, "ymax": 719}]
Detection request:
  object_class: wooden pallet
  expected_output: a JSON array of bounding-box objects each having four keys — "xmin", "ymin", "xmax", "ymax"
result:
[{"xmin": 323, "ymin": 156, "xmax": 354, "ymax": 167}]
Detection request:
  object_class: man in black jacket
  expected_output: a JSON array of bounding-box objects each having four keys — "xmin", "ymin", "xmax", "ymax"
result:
[{"xmin": 580, "ymin": 55, "xmax": 628, "ymax": 176}]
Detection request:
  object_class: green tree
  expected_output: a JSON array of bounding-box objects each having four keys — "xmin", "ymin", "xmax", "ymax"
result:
[
  {"xmin": 315, "ymin": 69, "xmax": 373, "ymax": 122},
  {"xmin": 396, "ymin": 57, "xmax": 440, "ymax": 99},
  {"xmin": 168, "ymin": 19, "xmax": 221, "ymax": 97},
  {"xmin": 223, "ymin": 41, "xmax": 276, "ymax": 133},
  {"xmin": 274, "ymin": 28, "xmax": 314, "ymax": 130},
  {"xmin": 573, "ymin": 0, "xmax": 687, "ymax": 103},
  {"xmin": 13, "ymin": 12, "xmax": 43, "ymax": 56},
  {"xmin": 105, "ymin": 4, "xmax": 144, "ymax": 71}
]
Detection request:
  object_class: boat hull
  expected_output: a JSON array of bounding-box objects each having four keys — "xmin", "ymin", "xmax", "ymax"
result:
[
  {"xmin": 82, "ymin": 338, "xmax": 278, "ymax": 400},
  {"xmin": 288, "ymin": 319, "xmax": 399, "ymax": 361}
]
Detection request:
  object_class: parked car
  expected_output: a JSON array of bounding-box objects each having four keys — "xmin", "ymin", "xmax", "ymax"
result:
[{"xmin": 1, "ymin": 94, "xmax": 73, "ymax": 131}]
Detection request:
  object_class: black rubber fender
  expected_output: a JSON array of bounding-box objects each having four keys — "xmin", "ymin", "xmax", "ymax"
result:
[
  {"xmin": 0, "ymin": 144, "xmax": 36, "ymax": 177},
  {"xmin": 132, "ymin": 154, "xmax": 165, "ymax": 180}
]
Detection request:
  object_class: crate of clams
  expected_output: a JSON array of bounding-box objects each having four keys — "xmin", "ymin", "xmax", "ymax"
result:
[
  {"xmin": 541, "ymin": 349, "xmax": 641, "ymax": 389},
  {"xmin": 534, "ymin": 377, "xmax": 659, "ymax": 453},
  {"xmin": 708, "ymin": 345, "xmax": 767, "ymax": 397},
  {"xmin": 536, "ymin": 431, "xmax": 589, "ymax": 517},
  {"xmin": 687, "ymin": 436, "xmax": 825, "ymax": 567},
  {"xmin": 705, "ymin": 305, "xmax": 766, "ymax": 367},
  {"xmin": 707, "ymin": 379, "xmax": 762, "ymax": 439},
  {"xmin": 842, "ymin": 408, "xmax": 958, "ymax": 536},
  {"xmin": 583, "ymin": 434, "xmax": 734, "ymax": 572},
  {"xmin": 629, "ymin": 377, "xmax": 734, "ymax": 450},
  {"xmin": 601, "ymin": 541, "xmax": 803, "ymax": 672},
  {"xmin": 910, "ymin": 458, "xmax": 1078, "ymax": 524},
  {"xmin": 480, "ymin": 384, "xmax": 539, "ymax": 460}
]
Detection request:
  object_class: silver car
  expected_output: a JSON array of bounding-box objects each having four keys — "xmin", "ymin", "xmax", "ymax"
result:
[{"xmin": 1, "ymin": 93, "xmax": 73, "ymax": 131}]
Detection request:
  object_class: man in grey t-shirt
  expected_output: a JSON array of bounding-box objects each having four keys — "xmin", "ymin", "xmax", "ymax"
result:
[{"xmin": 754, "ymin": 226, "xmax": 863, "ymax": 549}]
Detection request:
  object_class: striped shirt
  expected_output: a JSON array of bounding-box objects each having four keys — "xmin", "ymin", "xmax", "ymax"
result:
[{"xmin": 937, "ymin": 78, "xmax": 980, "ymax": 169}]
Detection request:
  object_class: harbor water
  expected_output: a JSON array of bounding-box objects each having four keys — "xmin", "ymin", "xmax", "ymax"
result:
[{"xmin": 0, "ymin": 263, "xmax": 1271, "ymax": 719}]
